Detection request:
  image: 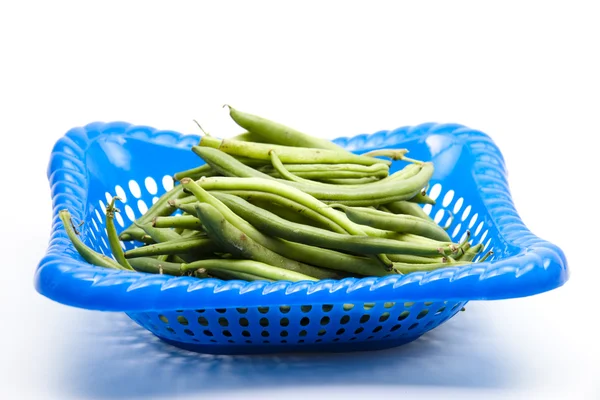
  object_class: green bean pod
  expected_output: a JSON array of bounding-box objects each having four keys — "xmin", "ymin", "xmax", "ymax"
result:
[
  {"xmin": 124, "ymin": 237, "xmax": 218, "ymax": 258},
  {"xmin": 152, "ymin": 215, "xmax": 203, "ymax": 230},
  {"xmin": 105, "ymin": 197, "xmax": 134, "ymax": 270},
  {"xmin": 58, "ymin": 210, "xmax": 126, "ymax": 270},
  {"xmin": 193, "ymin": 202, "xmax": 333, "ymax": 279},
  {"xmin": 408, "ymin": 190, "xmax": 436, "ymax": 205},
  {"xmin": 207, "ymin": 269, "xmax": 275, "ymax": 282},
  {"xmin": 120, "ymin": 185, "xmax": 186, "ymax": 241},
  {"xmin": 226, "ymin": 105, "xmax": 347, "ymax": 151},
  {"xmin": 257, "ymin": 162, "xmax": 389, "ymax": 179},
  {"xmin": 457, "ymin": 243, "xmax": 484, "ymax": 262},
  {"xmin": 393, "ymin": 260, "xmax": 470, "ymax": 274},
  {"xmin": 213, "ymin": 192, "xmax": 452, "ymax": 257},
  {"xmin": 384, "ymin": 201, "xmax": 432, "ymax": 220},
  {"xmin": 183, "ymin": 257, "xmax": 318, "ymax": 282},
  {"xmin": 332, "ymin": 204, "xmax": 452, "ymax": 242},
  {"xmin": 128, "ymin": 257, "xmax": 184, "ymax": 276},
  {"xmin": 316, "ymin": 177, "xmax": 379, "ymax": 185},
  {"xmin": 197, "ymin": 138, "xmax": 390, "ymax": 166}
]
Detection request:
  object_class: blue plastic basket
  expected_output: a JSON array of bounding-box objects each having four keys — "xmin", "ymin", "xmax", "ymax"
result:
[{"xmin": 35, "ymin": 121, "xmax": 569, "ymax": 354}]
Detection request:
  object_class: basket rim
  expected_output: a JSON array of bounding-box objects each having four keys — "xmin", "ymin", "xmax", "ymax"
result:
[{"xmin": 34, "ymin": 121, "xmax": 569, "ymax": 311}]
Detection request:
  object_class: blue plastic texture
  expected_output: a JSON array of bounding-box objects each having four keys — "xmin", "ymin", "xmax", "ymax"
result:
[{"xmin": 35, "ymin": 121, "xmax": 569, "ymax": 354}]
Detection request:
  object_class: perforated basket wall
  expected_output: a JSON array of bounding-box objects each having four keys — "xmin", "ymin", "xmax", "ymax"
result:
[{"xmin": 35, "ymin": 121, "xmax": 569, "ymax": 354}]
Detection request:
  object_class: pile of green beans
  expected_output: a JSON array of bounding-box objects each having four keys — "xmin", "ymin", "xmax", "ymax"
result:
[{"xmin": 59, "ymin": 106, "xmax": 491, "ymax": 282}]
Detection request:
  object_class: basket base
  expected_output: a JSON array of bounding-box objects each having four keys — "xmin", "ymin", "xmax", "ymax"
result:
[{"xmin": 157, "ymin": 335, "xmax": 423, "ymax": 355}]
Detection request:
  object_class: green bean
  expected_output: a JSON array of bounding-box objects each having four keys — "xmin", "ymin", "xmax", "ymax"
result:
[
  {"xmin": 457, "ymin": 243, "xmax": 484, "ymax": 262},
  {"xmin": 384, "ymin": 201, "xmax": 431, "ymax": 220},
  {"xmin": 230, "ymin": 131, "xmax": 268, "ymax": 142},
  {"xmin": 136, "ymin": 222, "xmax": 181, "ymax": 243},
  {"xmin": 156, "ymin": 255, "xmax": 170, "ymax": 262},
  {"xmin": 105, "ymin": 197, "xmax": 134, "ymax": 270},
  {"xmin": 393, "ymin": 260, "xmax": 470, "ymax": 274},
  {"xmin": 152, "ymin": 215, "xmax": 203, "ymax": 230},
  {"xmin": 207, "ymin": 269, "xmax": 275, "ymax": 282},
  {"xmin": 58, "ymin": 209, "xmax": 126, "ymax": 270},
  {"xmin": 128, "ymin": 257, "xmax": 184, "ymax": 276},
  {"xmin": 181, "ymin": 179, "xmax": 389, "ymax": 274},
  {"xmin": 214, "ymin": 192, "xmax": 452, "ymax": 257},
  {"xmin": 193, "ymin": 202, "xmax": 333, "ymax": 279},
  {"xmin": 197, "ymin": 138, "xmax": 390, "ymax": 166},
  {"xmin": 124, "ymin": 237, "xmax": 218, "ymax": 258},
  {"xmin": 120, "ymin": 185, "xmax": 186, "ymax": 241},
  {"xmin": 206, "ymin": 191, "xmax": 346, "ymax": 233},
  {"xmin": 361, "ymin": 149, "xmax": 424, "ymax": 164},
  {"xmin": 316, "ymin": 177, "xmax": 379, "ymax": 185},
  {"xmin": 386, "ymin": 254, "xmax": 446, "ymax": 264},
  {"xmin": 479, "ymin": 250, "xmax": 493, "ymax": 262},
  {"xmin": 257, "ymin": 162, "xmax": 389, "ymax": 179},
  {"xmin": 173, "ymin": 164, "xmax": 217, "ymax": 182},
  {"xmin": 239, "ymin": 196, "xmax": 333, "ymax": 229},
  {"xmin": 183, "ymin": 257, "xmax": 318, "ymax": 282},
  {"xmin": 225, "ymin": 105, "xmax": 347, "ymax": 151},
  {"xmin": 332, "ymin": 204, "xmax": 451, "ymax": 242},
  {"xmin": 408, "ymin": 190, "xmax": 436, "ymax": 205}
]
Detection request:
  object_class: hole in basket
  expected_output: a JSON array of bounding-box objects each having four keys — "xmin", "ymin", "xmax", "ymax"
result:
[
  {"xmin": 263, "ymin": 340, "xmax": 270, "ymax": 344},
  {"xmin": 300, "ymin": 317, "xmax": 310, "ymax": 326},
  {"xmin": 223, "ymin": 330, "xmax": 232, "ymax": 337},
  {"xmin": 184, "ymin": 329, "xmax": 194, "ymax": 336},
  {"xmin": 261, "ymin": 331, "xmax": 269, "ymax": 337},
  {"xmin": 299, "ymin": 330, "xmax": 307, "ymax": 337},
  {"xmin": 258, "ymin": 307, "xmax": 269, "ymax": 314},
  {"xmin": 383, "ymin": 334, "xmax": 391, "ymax": 339},
  {"xmin": 166, "ymin": 327, "xmax": 175, "ymax": 334},
  {"xmin": 417, "ymin": 310, "xmax": 429, "ymax": 319},
  {"xmin": 209, "ymin": 340, "xmax": 217, "ymax": 343},
  {"xmin": 236, "ymin": 308, "xmax": 248, "ymax": 314},
  {"xmin": 424, "ymin": 302, "xmax": 433, "ymax": 306},
  {"xmin": 398, "ymin": 311, "xmax": 410, "ymax": 321},
  {"xmin": 242, "ymin": 331, "xmax": 250, "ymax": 337},
  {"xmin": 281, "ymin": 340, "xmax": 287, "ymax": 344},
  {"xmin": 379, "ymin": 313, "xmax": 390, "ymax": 322},
  {"xmin": 367, "ymin": 336, "xmax": 375, "ymax": 340},
  {"xmin": 451, "ymin": 303, "xmax": 461, "ymax": 311},
  {"xmin": 198, "ymin": 317, "xmax": 209, "ymax": 326},
  {"xmin": 228, "ymin": 340, "xmax": 234, "ymax": 343},
  {"xmin": 177, "ymin": 316, "xmax": 189, "ymax": 326},
  {"xmin": 298, "ymin": 340, "xmax": 305, "ymax": 343},
  {"xmin": 215, "ymin": 308, "xmax": 227, "ymax": 314},
  {"xmin": 260, "ymin": 318, "xmax": 269, "ymax": 327},
  {"xmin": 349, "ymin": 337, "xmax": 357, "ymax": 341},
  {"xmin": 239, "ymin": 318, "xmax": 249, "ymax": 327},
  {"xmin": 355, "ymin": 327, "xmax": 364, "ymax": 334},
  {"xmin": 322, "ymin": 304, "xmax": 333, "ymax": 312},
  {"xmin": 343, "ymin": 304, "xmax": 354, "ymax": 311},
  {"xmin": 196, "ymin": 309, "xmax": 205, "ymax": 313},
  {"xmin": 373, "ymin": 326, "xmax": 383, "ymax": 333},
  {"xmin": 408, "ymin": 323, "xmax": 419, "ymax": 331},
  {"xmin": 280, "ymin": 318, "xmax": 289, "ymax": 327},
  {"xmin": 203, "ymin": 330, "xmax": 214, "ymax": 337},
  {"xmin": 336, "ymin": 328, "xmax": 345, "ymax": 335},
  {"xmin": 280, "ymin": 330, "xmax": 288, "ymax": 337},
  {"xmin": 404, "ymin": 302, "xmax": 414, "ymax": 307},
  {"xmin": 158, "ymin": 315, "xmax": 169, "ymax": 324},
  {"xmin": 318, "ymin": 329, "xmax": 326, "ymax": 336},
  {"xmin": 390, "ymin": 324, "xmax": 402, "ymax": 332},
  {"xmin": 279, "ymin": 305, "xmax": 291, "ymax": 314},
  {"xmin": 245, "ymin": 340, "xmax": 252, "ymax": 344},
  {"xmin": 315, "ymin": 339, "xmax": 322, "ymax": 343},
  {"xmin": 301, "ymin": 305, "xmax": 312, "ymax": 313},
  {"xmin": 332, "ymin": 338, "xmax": 340, "ymax": 342},
  {"xmin": 363, "ymin": 303, "xmax": 375, "ymax": 310},
  {"xmin": 340, "ymin": 315, "xmax": 350, "ymax": 325},
  {"xmin": 320, "ymin": 316, "xmax": 330, "ymax": 325},
  {"xmin": 384, "ymin": 302, "xmax": 395, "ymax": 308},
  {"xmin": 436, "ymin": 307, "xmax": 446, "ymax": 315},
  {"xmin": 360, "ymin": 315, "xmax": 370, "ymax": 323},
  {"xmin": 218, "ymin": 317, "xmax": 229, "ymax": 327}
]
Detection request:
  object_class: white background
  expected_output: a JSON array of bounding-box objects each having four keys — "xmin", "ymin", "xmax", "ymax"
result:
[{"xmin": 1, "ymin": 1, "xmax": 598, "ymax": 399}]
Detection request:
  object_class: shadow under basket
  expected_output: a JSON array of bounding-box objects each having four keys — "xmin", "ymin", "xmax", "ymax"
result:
[{"xmin": 36, "ymin": 121, "xmax": 569, "ymax": 355}]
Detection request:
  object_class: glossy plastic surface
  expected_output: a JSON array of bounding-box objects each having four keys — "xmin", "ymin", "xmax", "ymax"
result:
[{"xmin": 35, "ymin": 121, "xmax": 569, "ymax": 354}]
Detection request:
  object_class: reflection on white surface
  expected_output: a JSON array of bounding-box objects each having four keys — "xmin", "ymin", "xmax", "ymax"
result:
[{"xmin": 55, "ymin": 303, "xmax": 514, "ymax": 399}]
